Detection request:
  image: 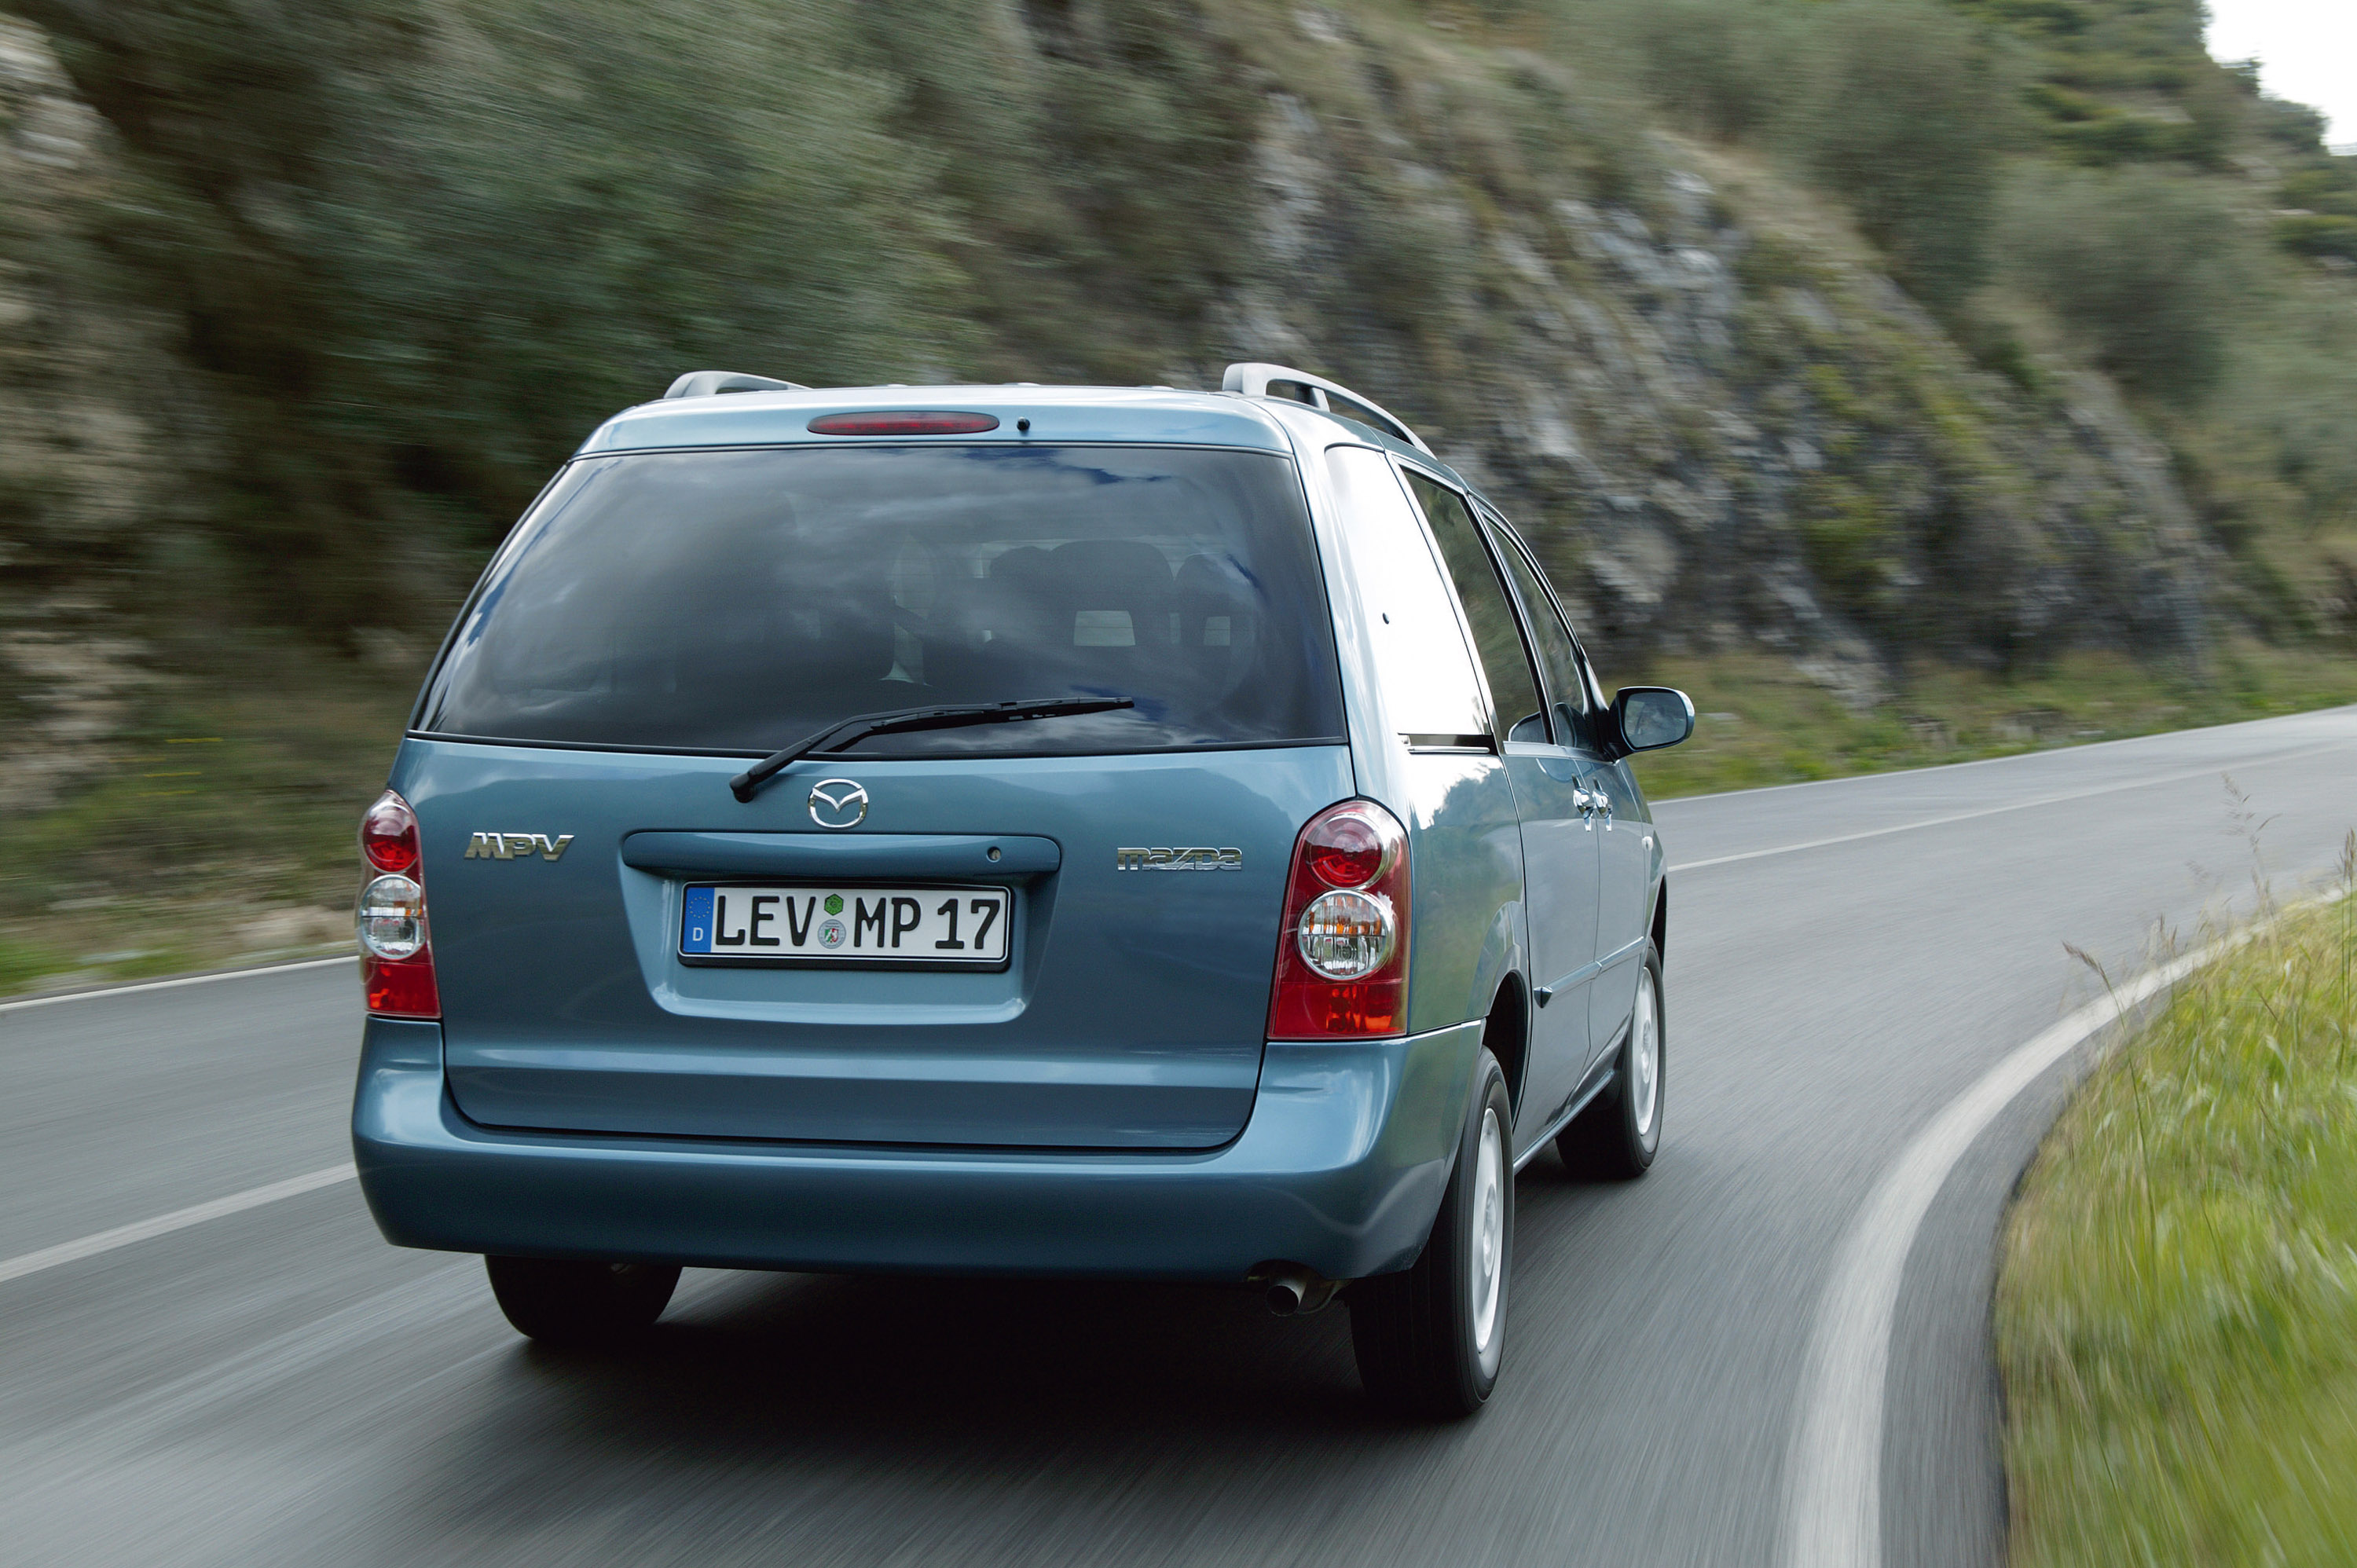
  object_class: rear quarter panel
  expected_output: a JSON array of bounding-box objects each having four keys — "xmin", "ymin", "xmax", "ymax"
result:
[{"xmin": 1277, "ymin": 416, "xmax": 1527, "ymax": 1041}]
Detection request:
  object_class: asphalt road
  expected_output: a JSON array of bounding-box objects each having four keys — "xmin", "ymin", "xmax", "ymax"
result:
[{"xmin": 4, "ymin": 706, "xmax": 2355, "ymax": 1567}]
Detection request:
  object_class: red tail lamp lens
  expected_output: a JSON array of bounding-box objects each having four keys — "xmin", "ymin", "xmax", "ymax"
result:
[
  {"xmin": 357, "ymin": 788, "xmax": 438, "ymax": 1018},
  {"xmin": 364, "ymin": 953, "xmax": 442, "ymax": 1018},
  {"xmin": 1267, "ymin": 799, "xmax": 1410, "ymax": 1040},
  {"xmin": 1304, "ymin": 813, "xmax": 1387, "ymax": 888},
  {"xmin": 807, "ymin": 411, "xmax": 1000, "ymax": 436},
  {"xmin": 361, "ymin": 790, "xmax": 420, "ymax": 873}
]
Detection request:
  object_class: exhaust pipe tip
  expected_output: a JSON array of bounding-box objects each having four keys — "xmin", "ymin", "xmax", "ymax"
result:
[{"xmin": 1252, "ymin": 1262, "xmax": 1339, "ymax": 1317}]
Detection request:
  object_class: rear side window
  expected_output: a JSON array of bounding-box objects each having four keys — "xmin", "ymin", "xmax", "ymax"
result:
[
  {"xmin": 1401, "ymin": 473, "xmax": 1547, "ymax": 746},
  {"xmin": 419, "ymin": 445, "xmax": 1343, "ymax": 757},
  {"xmin": 1322, "ymin": 447, "xmax": 1488, "ymax": 746}
]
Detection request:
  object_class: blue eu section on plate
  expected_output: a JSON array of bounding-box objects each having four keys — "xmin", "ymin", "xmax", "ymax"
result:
[
  {"xmin": 680, "ymin": 883, "xmax": 1010, "ymax": 965},
  {"xmin": 682, "ymin": 885, "xmax": 717, "ymax": 952}
]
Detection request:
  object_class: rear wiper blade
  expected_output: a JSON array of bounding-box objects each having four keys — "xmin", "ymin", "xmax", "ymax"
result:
[{"xmin": 729, "ymin": 695, "xmax": 1134, "ymax": 803}]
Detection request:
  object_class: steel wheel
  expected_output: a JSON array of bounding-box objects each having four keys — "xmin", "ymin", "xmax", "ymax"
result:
[
  {"xmin": 1351, "ymin": 1048, "xmax": 1515, "ymax": 1417},
  {"xmin": 1468, "ymin": 1106, "xmax": 1506, "ymax": 1375},
  {"xmin": 1629, "ymin": 965, "xmax": 1661, "ymax": 1146},
  {"xmin": 1556, "ymin": 940, "xmax": 1665, "ymax": 1179}
]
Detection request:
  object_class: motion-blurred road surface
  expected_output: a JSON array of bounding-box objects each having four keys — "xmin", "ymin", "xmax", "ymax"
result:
[{"xmin": 4, "ymin": 708, "xmax": 2354, "ymax": 1567}]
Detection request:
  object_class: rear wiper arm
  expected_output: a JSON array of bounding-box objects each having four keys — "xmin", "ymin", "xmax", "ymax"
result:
[{"xmin": 729, "ymin": 695, "xmax": 1135, "ymax": 803}]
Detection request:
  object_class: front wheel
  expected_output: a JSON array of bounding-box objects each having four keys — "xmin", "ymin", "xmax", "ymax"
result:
[
  {"xmin": 485, "ymin": 1256, "xmax": 680, "ymax": 1347},
  {"xmin": 1557, "ymin": 942, "xmax": 1664, "ymax": 1179},
  {"xmin": 1349, "ymin": 1048, "xmax": 1514, "ymax": 1418}
]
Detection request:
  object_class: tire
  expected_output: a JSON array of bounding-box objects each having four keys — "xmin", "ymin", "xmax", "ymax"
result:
[
  {"xmin": 1350, "ymin": 1048, "xmax": 1514, "ymax": 1419},
  {"xmin": 1556, "ymin": 941, "xmax": 1664, "ymax": 1180},
  {"xmin": 484, "ymin": 1255, "xmax": 681, "ymax": 1347}
]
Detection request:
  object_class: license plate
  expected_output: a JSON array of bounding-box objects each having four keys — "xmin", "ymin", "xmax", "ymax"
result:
[{"xmin": 680, "ymin": 885, "xmax": 1010, "ymax": 965}]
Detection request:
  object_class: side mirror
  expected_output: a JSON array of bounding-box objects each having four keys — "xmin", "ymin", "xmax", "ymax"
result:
[{"xmin": 1611, "ymin": 687, "xmax": 1695, "ymax": 754}]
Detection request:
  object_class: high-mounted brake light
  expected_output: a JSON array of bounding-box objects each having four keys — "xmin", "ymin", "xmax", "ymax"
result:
[
  {"xmin": 357, "ymin": 789, "xmax": 439, "ymax": 1018},
  {"xmin": 1267, "ymin": 800, "xmax": 1409, "ymax": 1039},
  {"xmin": 807, "ymin": 411, "xmax": 1001, "ymax": 436}
]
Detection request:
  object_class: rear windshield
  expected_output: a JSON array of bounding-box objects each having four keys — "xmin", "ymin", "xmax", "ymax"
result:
[{"xmin": 416, "ymin": 445, "xmax": 1344, "ymax": 757}]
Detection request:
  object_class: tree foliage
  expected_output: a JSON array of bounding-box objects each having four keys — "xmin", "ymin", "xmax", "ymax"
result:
[
  {"xmin": 1582, "ymin": 0, "xmax": 2015, "ymax": 310},
  {"xmin": 16, "ymin": 0, "xmax": 1254, "ymax": 635},
  {"xmin": 2003, "ymin": 167, "xmax": 2245, "ymax": 405}
]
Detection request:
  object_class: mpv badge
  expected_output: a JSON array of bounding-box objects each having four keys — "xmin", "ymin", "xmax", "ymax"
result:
[
  {"xmin": 463, "ymin": 832, "xmax": 574, "ymax": 862},
  {"xmin": 808, "ymin": 779, "xmax": 868, "ymax": 830}
]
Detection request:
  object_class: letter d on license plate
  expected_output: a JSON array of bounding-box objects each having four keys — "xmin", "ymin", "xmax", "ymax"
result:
[{"xmin": 680, "ymin": 884, "xmax": 1009, "ymax": 966}]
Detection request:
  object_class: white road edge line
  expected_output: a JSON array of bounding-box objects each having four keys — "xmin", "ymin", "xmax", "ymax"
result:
[
  {"xmin": 1778, "ymin": 891, "xmax": 2341, "ymax": 1568},
  {"xmin": 1669, "ymin": 740, "xmax": 2350, "ymax": 875},
  {"xmin": 0, "ymin": 1163, "xmax": 357, "ymax": 1288},
  {"xmin": 0, "ymin": 953, "xmax": 355, "ymax": 1016}
]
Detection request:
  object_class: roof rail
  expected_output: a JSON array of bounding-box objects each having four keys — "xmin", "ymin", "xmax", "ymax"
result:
[
  {"xmin": 1221, "ymin": 362, "xmax": 1433, "ymax": 456},
  {"xmin": 662, "ymin": 370, "xmax": 812, "ymax": 400}
]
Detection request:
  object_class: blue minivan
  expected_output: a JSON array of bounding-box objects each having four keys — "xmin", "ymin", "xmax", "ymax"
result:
[{"xmin": 351, "ymin": 364, "xmax": 1693, "ymax": 1416}]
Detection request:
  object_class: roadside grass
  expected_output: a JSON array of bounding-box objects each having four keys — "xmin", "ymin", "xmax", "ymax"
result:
[
  {"xmin": 1628, "ymin": 640, "xmax": 2357, "ymax": 799},
  {"xmin": 0, "ymin": 653, "xmax": 413, "ymax": 999},
  {"xmin": 1997, "ymin": 850, "xmax": 2357, "ymax": 1566}
]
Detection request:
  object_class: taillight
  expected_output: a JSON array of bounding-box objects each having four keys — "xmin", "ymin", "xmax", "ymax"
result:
[
  {"xmin": 1267, "ymin": 800, "xmax": 1409, "ymax": 1039},
  {"xmin": 357, "ymin": 789, "xmax": 439, "ymax": 1018},
  {"xmin": 361, "ymin": 790, "xmax": 420, "ymax": 872}
]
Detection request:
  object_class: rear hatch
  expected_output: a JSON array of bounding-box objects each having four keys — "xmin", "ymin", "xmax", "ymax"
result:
[{"xmin": 398, "ymin": 438, "xmax": 1350, "ymax": 1150}]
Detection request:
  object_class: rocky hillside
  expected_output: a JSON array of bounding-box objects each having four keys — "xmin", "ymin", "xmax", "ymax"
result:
[
  {"xmin": 1218, "ymin": 38, "xmax": 2210, "ymax": 706},
  {"xmin": 0, "ymin": 0, "xmax": 2346, "ymax": 816}
]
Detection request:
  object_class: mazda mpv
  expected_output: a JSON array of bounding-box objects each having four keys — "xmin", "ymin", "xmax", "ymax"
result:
[{"xmin": 351, "ymin": 363, "xmax": 1693, "ymax": 1417}]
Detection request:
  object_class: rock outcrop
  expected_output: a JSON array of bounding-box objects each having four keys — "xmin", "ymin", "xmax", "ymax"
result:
[{"xmin": 1193, "ymin": 13, "xmax": 2211, "ymax": 699}]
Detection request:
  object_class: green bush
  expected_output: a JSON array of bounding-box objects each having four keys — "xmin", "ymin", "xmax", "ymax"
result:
[
  {"xmin": 1778, "ymin": 0, "xmax": 2016, "ymax": 309},
  {"xmin": 1581, "ymin": 0, "xmax": 2013, "ymax": 310},
  {"xmin": 2276, "ymin": 213, "xmax": 2357, "ymax": 264},
  {"xmin": 28, "ymin": 0, "xmax": 961, "ymax": 634},
  {"xmin": 2000, "ymin": 167, "xmax": 2247, "ymax": 404},
  {"xmin": 1578, "ymin": 0, "xmax": 1799, "ymax": 144}
]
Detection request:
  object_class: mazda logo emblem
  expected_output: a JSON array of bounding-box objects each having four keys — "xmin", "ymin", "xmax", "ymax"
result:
[{"xmin": 807, "ymin": 779, "xmax": 869, "ymax": 830}]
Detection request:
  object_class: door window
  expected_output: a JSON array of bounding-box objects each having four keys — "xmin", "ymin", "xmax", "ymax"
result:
[
  {"xmin": 1401, "ymin": 473, "xmax": 1547, "ymax": 746},
  {"xmin": 1484, "ymin": 518, "xmax": 1592, "ymax": 747}
]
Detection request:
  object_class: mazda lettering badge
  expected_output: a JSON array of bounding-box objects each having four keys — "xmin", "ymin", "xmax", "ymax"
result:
[{"xmin": 807, "ymin": 779, "xmax": 869, "ymax": 830}]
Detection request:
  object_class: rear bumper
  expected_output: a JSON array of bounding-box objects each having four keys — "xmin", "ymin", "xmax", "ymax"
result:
[{"xmin": 352, "ymin": 1016, "xmax": 1479, "ymax": 1282}]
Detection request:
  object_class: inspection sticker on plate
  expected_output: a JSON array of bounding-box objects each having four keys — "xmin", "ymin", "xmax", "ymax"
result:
[{"xmin": 680, "ymin": 885, "xmax": 1008, "ymax": 965}]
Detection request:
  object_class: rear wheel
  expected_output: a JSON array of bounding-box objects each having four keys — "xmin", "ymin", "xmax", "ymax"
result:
[
  {"xmin": 1350, "ymin": 1048, "xmax": 1514, "ymax": 1418},
  {"xmin": 485, "ymin": 1256, "xmax": 680, "ymax": 1346},
  {"xmin": 1556, "ymin": 943, "xmax": 1664, "ymax": 1179}
]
